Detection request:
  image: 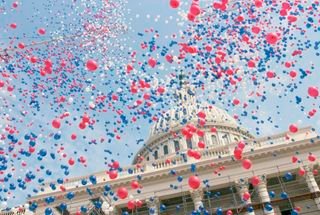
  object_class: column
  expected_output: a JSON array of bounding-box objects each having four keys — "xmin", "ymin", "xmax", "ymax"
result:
[
  {"xmin": 304, "ymin": 165, "xmax": 320, "ymax": 210},
  {"xmin": 255, "ymin": 175, "xmax": 275, "ymax": 215},
  {"xmin": 101, "ymin": 201, "xmax": 115, "ymax": 215},
  {"xmin": 190, "ymin": 188, "xmax": 204, "ymax": 211},
  {"xmin": 235, "ymin": 179, "xmax": 255, "ymax": 215},
  {"xmin": 146, "ymin": 197, "xmax": 159, "ymax": 215}
]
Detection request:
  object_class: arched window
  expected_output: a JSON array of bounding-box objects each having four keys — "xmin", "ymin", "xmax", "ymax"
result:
[
  {"xmin": 154, "ymin": 150, "xmax": 158, "ymax": 160},
  {"xmin": 174, "ymin": 140, "xmax": 180, "ymax": 152},
  {"xmin": 222, "ymin": 134, "xmax": 230, "ymax": 145},
  {"xmin": 163, "ymin": 145, "xmax": 169, "ymax": 155},
  {"xmin": 187, "ymin": 139, "xmax": 193, "ymax": 149},
  {"xmin": 211, "ymin": 135, "xmax": 218, "ymax": 145}
]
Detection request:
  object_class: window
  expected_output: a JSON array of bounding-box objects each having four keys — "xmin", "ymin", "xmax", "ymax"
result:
[
  {"xmin": 163, "ymin": 145, "xmax": 169, "ymax": 155},
  {"xmin": 211, "ymin": 135, "xmax": 218, "ymax": 145},
  {"xmin": 222, "ymin": 134, "xmax": 230, "ymax": 145},
  {"xmin": 187, "ymin": 139, "xmax": 193, "ymax": 149},
  {"xmin": 154, "ymin": 150, "xmax": 158, "ymax": 160},
  {"xmin": 174, "ymin": 140, "xmax": 180, "ymax": 152},
  {"xmin": 147, "ymin": 156, "xmax": 149, "ymax": 161}
]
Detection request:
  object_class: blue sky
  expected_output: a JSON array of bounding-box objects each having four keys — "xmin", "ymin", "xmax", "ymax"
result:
[{"xmin": 0, "ymin": 0, "xmax": 320, "ymax": 209}]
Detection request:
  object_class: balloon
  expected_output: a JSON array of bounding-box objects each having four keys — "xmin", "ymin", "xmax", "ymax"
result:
[
  {"xmin": 308, "ymin": 86, "xmax": 319, "ymax": 98},
  {"xmin": 190, "ymin": 4, "xmax": 201, "ymax": 16},
  {"xmin": 298, "ymin": 168, "xmax": 305, "ymax": 176},
  {"xmin": 198, "ymin": 141, "xmax": 205, "ymax": 149},
  {"xmin": 242, "ymin": 191, "xmax": 251, "ymax": 201},
  {"xmin": 242, "ymin": 159, "xmax": 252, "ymax": 170},
  {"xmin": 86, "ymin": 59, "xmax": 98, "ymax": 71},
  {"xmin": 112, "ymin": 161, "xmax": 120, "ymax": 169},
  {"xmin": 308, "ymin": 154, "xmax": 316, "ymax": 162},
  {"xmin": 52, "ymin": 119, "xmax": 61, "ymax": 129},
  {"xmin": 188, "ymin": 175, "xmax": 201, "ymax": 189},
  {"xmin": 251, "ymin": 176, "xmax": 260, "ymax": 186},
  {"xmin": 136, "ymin": 200, "xmax": 143, "ymax": 208},
  {"xmin": 38, "ymin": 28, "xmax": 46, "ymax": 35},
  {"xmin": 148, "ymin": 58, "xmax": 157, "ymax": 68},
  {"xmin": 127, "ymin": 200, "xmax": 136, "ymax": 210},
  {"xmin": 117, "ymin": 187, "xmax": 128, "ymax": 199},
  {"xmin": 131, "ymin": 180, "xmax": 140, "ymax": 189},
  {"xmin": 266, "ymin": 33, "xmax": 279, "ymax": 45},
  {"xmin": 170, "ymin": 0, "xmax": 180, "ymax": 8},
  {"xmin": 68, "ymin": 158, "xmax": 75, "ymax": 166},
  {"xmin": 289, "ymin": 124, "xmax": 298, "ymax": 133},
  {"xmin": 108, "ymin": 170, "xmax": 118, "ymax": 179}
]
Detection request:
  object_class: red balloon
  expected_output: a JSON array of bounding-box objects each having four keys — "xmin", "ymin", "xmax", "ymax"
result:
[
  {"xmin": 117, "ymin": 187, "xmax": 128, "ymax": 199},
  {"xmin": 190, "ymin": 4, "xmax": 201, "ymax": 16},
  {"xmin": 298, "ymin": 168, "xmax": 305, "ymax": 176},
  {"xmin": 289, "ymin": 124, "xmax": 298, "ymax": 133},
  {"xmin": 242, "ymin": 191, "xmax": 251, "ymax": 201},
  {"xmin": 291, "ymin": 156, "xmax": 298, "ymax": 163},
  {"xmin": 188, "ymin": 175, "xmax": 201, "ymax": 189},
  {"xmin": 289, "ymin": 70, "xmax": 297, "ymax": 78},
  {"xmin": 242, "ymin": 159, "xmax": 252, "ymax": 170},
  {"xmin": 198, "ymin": 141, "xmax": 205, "ymax": 149},
  {"xmin": 148, "ymin": 58, "xmax": 157, "ymax": 68},
  {"xmin": 193, "ymin": 151, "xmax": 201, "ymax": 160},
  {"xmin": 136, "ymin": 200, "xmax": 143, "ymax": 208},
  {"xmin": 187, "ymin": 149, "xmax": 195, "ymax": 157},
  {"xmin": 308, "ymin": 154, "xmax": 316, "ymax": 162},
  {"xmin": 266, "ymin": 33, "xmax": 279, "ymax": 45},
  {"xmin": 68, "ymin": 158, "xmax": 75, "ymax": 166},
  {"xmin": 127, "ymin": 200, "xmax": 136, "ymax": 210},
  {"xmin": 86, "ymin": 59, "xmax": 98, "ymax": 71},
  {"xmin": 237, "ymin": 141, "xmax": 246, "ymax": 149},
  {"xmin": 251, "ymin": 176, "xmax": 260, "ymax": 186},
  {"xmin": 10, "ymin": 23, "xmax": 17, "ymax": 29},
  {"xmin": 112, "ymin": 161, "xmax": 120, "ymax": 169},
  {"xmin": 226, "ymin": 210, "xmax": 233, "ymax": 215},
  {"xmin": 197, "ymin": 111, "xmax": 206, "ymax": 119},
  {"xmin": 38, "ymin": 28, "xmax": 46, "ymax": 35},
  {"xmin": 170, "ymin": 0, "xmax": 180, "ymax": 8},
  {"xmin": 108, "ymin": 170, "xmax": 118, "ymax": 179},
  {"xmin": 52, "ymin": 119, "xmax": 61, "ymax": 129},
  {"xmin": 308, "ymin": 86, "xmax": 319, "ymax": 98},
  {"xmin": 131, "ymin": 180, "xmax": 140, "ymax": 189}
]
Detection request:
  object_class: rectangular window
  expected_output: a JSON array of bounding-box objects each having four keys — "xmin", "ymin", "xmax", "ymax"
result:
[
  {"xmin": 174, "ymin": 140, "xmax": 180, "ymax": 152},
  {"xmin": 163, "ymin": 145, "xmax": 169, "ymax": 155},
  {"xmin": 154, "ymin": 150, "xmax": 158, "ymax": 160},
  {"xmin": 186, "ymin": 139, "xmax": 193, "ymax": 149}
]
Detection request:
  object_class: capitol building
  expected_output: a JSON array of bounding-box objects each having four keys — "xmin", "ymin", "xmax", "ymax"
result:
[{"xmin": 2, "ymin": 85, "xmax": 320, "ymax": 215}]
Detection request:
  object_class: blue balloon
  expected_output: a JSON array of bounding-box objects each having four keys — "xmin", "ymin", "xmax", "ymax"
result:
[
  {"xmin": 216, "ymin": 207, "xmax": 223, "ymax": 215},
  {"xmin": 45, "ymin": 208, "xmax": 53, "ymax": 215},
  {"xmin": 269, "ymin": 191, "xmax": 275, "ymax": 198},
  {"xmin": 291, "ymin": 209, "xmax": 299, "ymax": 215},
  {"xmin": 281, "ymin": 192, "xmax": 288, "ymax": 199}
]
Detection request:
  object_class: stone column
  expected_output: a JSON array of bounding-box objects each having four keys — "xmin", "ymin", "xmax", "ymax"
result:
[
  {"xmin": 190, "ymin": 189, "xmax": 204, "ymax": 211},
  {"xmin": 304, "ymin": 166, "xmax": 320, "ymax": 210},
  {"xmin": 101, "ymin": 201, "xmax": 115, "ymax": 215},
  {"xmin": 235, "ymin": 179, "xmax": 255, "ymax": 215},
  {"xmin": 255, "ymin": 175, "xmax": 274, "ymax": 215},
  {"xmin": 146, "ymin": 197, "xmax": 159, "ymax": 215}
]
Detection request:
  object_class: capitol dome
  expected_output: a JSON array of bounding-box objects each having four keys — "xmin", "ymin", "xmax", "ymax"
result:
[{"xmin": 132, "ymin": 85, "xmax": 254, "ymax": 164}]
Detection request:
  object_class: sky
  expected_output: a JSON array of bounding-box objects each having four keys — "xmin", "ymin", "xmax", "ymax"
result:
[{"xmin": 0, "ymin": 0, "xmax": 320, "ymax": 210}]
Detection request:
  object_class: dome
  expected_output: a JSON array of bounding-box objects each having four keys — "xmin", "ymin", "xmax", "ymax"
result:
[{"xmin": 132, "ymin": 85, "xmax": 254, "ymax": 164}]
